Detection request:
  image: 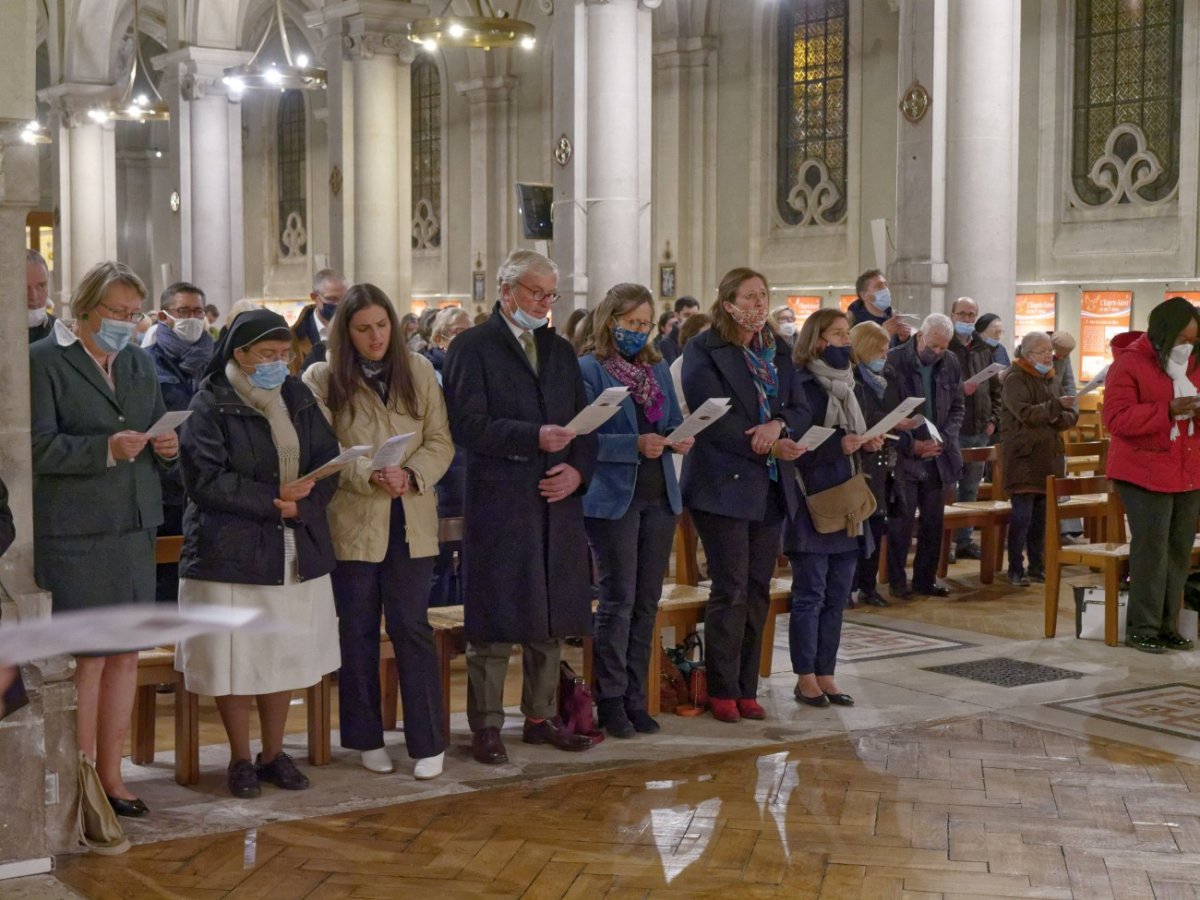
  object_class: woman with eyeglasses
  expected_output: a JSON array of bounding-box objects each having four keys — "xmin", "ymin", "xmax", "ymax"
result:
[
  {"xmin": 30, "ymin": 261, "xmax": 180, "ymax": 822},
  {"xmin": 579, "ymin": 284, "xmax": 692, "ymax": 737},
  {"xmin": 176, "ymin": 309, "xmax": 341, "ymax": 799}
]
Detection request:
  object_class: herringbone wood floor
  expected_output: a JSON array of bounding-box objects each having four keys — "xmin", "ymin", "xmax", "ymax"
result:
[{"xmin": 58, "ymin": 713, "xmax": 1200, "ymax": 898}]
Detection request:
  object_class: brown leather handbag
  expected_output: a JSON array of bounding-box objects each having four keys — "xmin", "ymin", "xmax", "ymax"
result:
[{"xmin": 797, "ymin": 458, "xmax": 877, "ymax": 537}]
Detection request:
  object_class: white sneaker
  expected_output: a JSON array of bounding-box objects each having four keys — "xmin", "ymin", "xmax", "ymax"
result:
[
  {"xmin": 360, "ymin": 747, "xmax": 394, "ymax": 773},
  {"xmin": 413, "ymin": 752, "xmax": 444, "ymax": 780}
]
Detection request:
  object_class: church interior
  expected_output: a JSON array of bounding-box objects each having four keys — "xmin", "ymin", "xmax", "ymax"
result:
[{"xmin": 3, "ymin": 0, "xmax": 1200, "ymax": 897}]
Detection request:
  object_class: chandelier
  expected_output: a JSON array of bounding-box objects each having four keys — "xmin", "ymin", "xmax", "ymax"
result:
[
  {"xmin": 222, "ymin": 0, "xmax": 326, "ymax": 93},
  {"xmin": 408, "ymin": 1, "xmax": 537, "ymax": 53},
  {"xmin": 88, "ymin": 0, "xmax": 169, "ymax": 123}
]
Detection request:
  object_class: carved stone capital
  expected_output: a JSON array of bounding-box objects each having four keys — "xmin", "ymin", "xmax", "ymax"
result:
[
  {"xmin": 154, "ymin": 47, "xmax": 254, "ymax": 103},
  {"xmin": 344, "ymin": 30, "xmax": 415, "ymax": 63},
  {"xmin": 37, "ymin": 83, "xmax": 117, "ymax": 129}
]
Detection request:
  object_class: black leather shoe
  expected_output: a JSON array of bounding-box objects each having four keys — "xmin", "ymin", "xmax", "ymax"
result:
[
  {"xmin": 106, "ymin": 795, "xmax": 149, "ymax": 818},
  {"xmin": 794, "ymin": 687, "xmax": 830, "ymax": 707},
  {"xmin": 597, "ymin": 698, "xmax": 636, "ymax": 738},
  {"xmin": 523, "ymin": 717, "xmax": 594, "ymax": 751},
  {"xmin": 956, "ymin": 542, "xmax": 983, "ymax": 561},
  {"xmin": 226, "ymin": 759, "xmax": 260, "ymax": 799},
  {"xmin": 626, "ymin": 708, "xmax": 661, "ymax": 734},
  {"xmin": 859, "ymin": 590, "xmax": 890, "ymax": 608},
  {"xmin": 471, "ymin": 727, "xmax": 509, "ymax": 765},
  {"xmin": 1125, "ymin": 634, "xmax": 1168, "ymax": 654},
  {"xmin": 1159, "ymin": 631, "xmax": 1195, "ymax": 651},
  {"xmin": 255, "ymin": 751, "xmax": 309, "ymax": 790},
  {"xmin": 889, "ymin": 583, "xmax": 914, "ymax": 600},
  {"xmin": 914, "ymin": 582, "xmax": 952, "ymax": 598},
  {"xmin": 823, "ymin": 692, "xmax": 855, "ymax": 707}
]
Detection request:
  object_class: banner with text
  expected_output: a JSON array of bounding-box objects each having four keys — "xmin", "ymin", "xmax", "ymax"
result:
[
  {"xmin": 786, "ymin": 295, "xmax": 823, "ymax": 329},
  {"xmin": 1080, "ymin": 291, "xmax": 1132, "ymax": 382},
  {"xmin": 839, "ymin": 294, "xmax": 856, "ymax": 313},
  {"xmin": 1014, "ymin": 293, "xmax": 1057, "ymax": 344}
]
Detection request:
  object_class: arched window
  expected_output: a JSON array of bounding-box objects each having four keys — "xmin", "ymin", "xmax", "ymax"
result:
[
  {"xmin": 276, "ymin": 90, "xmax": 307, "ymax": 258},
  {"xmin": 1071, "ymin": 0, "xmax": 1182, "ymax": 207},
  {"xmin": 776, "ymin": 0, "xmax": 848, "ymax": 227},
  {"xmin": 412, "ymin": 57, "xmax": 441, "ymax": 250}
]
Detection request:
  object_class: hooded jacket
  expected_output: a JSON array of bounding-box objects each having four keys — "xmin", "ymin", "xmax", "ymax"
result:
[{"xmin": 1103, "ymin": 331, "xmax": 1200, "ymax": 493}]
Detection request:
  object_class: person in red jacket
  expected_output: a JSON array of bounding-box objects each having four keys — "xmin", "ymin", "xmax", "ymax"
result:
[{"xmin": 1103, "ymin": 296, "xmax": 1200, "ymax": 653}]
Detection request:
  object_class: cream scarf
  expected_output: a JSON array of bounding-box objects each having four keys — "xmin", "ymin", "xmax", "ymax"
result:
[
  {"xmin": 807, "ymin": 358, "xmax": 868, "ymax": 435},
  {"xmin": 1167, "ymin": 351, "xmax": 1197, "ymax": 441},
  {"xmin": 226, "ymin": 360, "xmax": 301, "ymax": 483}
]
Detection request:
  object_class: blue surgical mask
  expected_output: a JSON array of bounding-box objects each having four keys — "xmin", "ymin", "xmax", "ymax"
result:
[
  {"xmin": 320, "ymin": 302, "xmax": 338, "ymax": 322},
  {"xmin": 94, "ymin": 317, "xmax": 135, "ymax": 353},
  {"xmin": 954, "ymin": 321, "xmax": 975, "ymax": 337},
  {"xmin": 821, "ymin": 344, "xmax": 852, "ymax": 369},
  {"xmin": 248, "ymin": 360, "xmax": 289, "ymax": 390},
  {"xmin": 864, "ymin": 357, "xmax": 887, "ymax": 374},
  {"xmin": 612, "ymin": 326, "xmax": 649, "ymax": 357},
  {"xmin": 872, "ymin": 288, "xmax": 892, "ymax": 311},
  {"xmin": 1033, "ymin": 361, "xmax": 1053, "ymax": 375},
  {"xmin": 511, "ymin": 305, "xmax": 549, "ymax": 331},
  {"xmin": 982, "ymin": 336, "xmax": 1000, "ymax": 348}
]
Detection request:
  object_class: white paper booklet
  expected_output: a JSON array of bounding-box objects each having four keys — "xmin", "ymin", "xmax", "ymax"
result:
[
  {"xmin": 795, "ymin": 425, "xmax": 837, "ymax": 452},
  {"xmin": 371, "ymin": 433, "xmax": 415, "ymax": 469},
  {"xmin": 299, "ymin": 444, "xmax": 374, "ymax": 481},
  {"xmin": 859, "ymin": 396, "xmax": 925, "ymax": 441},
  {"xmin": 144, "ymin": 410, "xmax": 192, "ymax": 437},
  {"xmin": 564, "ymin": 386, "xmax": 630, "ymax": 434},
  {"xmin": 912, "ymin": 415, "xmax": 944, "ymax": 444},
  {"xmin": 1077, "ymin": 363, "xmax": 1110, "ymax": 396},
  {"xmin": 666, "ymin": 398, "xmax": 732, "ymax": 443},
  {"xmin": 964, "ymin": 362, "xmax": 1007, "ymax": 387}
]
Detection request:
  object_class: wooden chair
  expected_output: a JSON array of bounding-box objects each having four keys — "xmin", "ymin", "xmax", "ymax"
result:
[
  {"xmin": 1062, "ymin": 439, "xmax": 1107, "ymax": 477},
  {"xmin": 941, "ymin": 445, "xmax": 1010, "ymax": 583},
  {"xmin": 673, "ymin": 510, "xmax": 701, "ymax": 587},
  {"xmin": 1044, "ymin": 475, "xmax": 1128, "ymax": 646}
]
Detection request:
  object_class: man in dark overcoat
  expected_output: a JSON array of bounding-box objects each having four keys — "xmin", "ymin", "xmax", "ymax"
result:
[{"xmin": 443, "ymin": 249, "xmax": 598, "ymax": 764}]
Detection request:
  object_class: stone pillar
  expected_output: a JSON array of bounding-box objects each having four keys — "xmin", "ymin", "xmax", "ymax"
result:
[
  {"xmin": 943, "ymin": 1, "xmax": 1019, "ymax": 325},
  {"xmin": 456, "ymin": 76, "xmax": 516, "ymax": 300},
  {"xmin": 157, "ymin": 48, "xmax": 251, "ymax": 316},
  {"xmin": 306, "ymin": 1, "xmax": 425, "ymax": 309}
]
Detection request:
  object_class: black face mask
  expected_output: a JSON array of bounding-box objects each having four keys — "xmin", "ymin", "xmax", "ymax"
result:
[
  {"xmin": 918, "ymin": 345, "xmax": 939, "ymax": 366},
  {"xmin": 821, "ymin": 344, "xmax": 852, "ymax": 369}
]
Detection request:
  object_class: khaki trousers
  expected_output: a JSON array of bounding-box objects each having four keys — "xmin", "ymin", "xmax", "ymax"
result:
[{"xmin": 466, "ymin": 638, "xmax": 561, "ymax": 732}]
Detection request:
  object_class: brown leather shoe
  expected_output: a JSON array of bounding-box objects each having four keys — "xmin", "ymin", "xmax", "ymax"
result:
[
  {"xmin": 522, "ymin": 717, "xmax": 594, "ymax": 752},
  {"xmin": 471, "ymin": 727, "xmax": 509, "ymax": 765}
]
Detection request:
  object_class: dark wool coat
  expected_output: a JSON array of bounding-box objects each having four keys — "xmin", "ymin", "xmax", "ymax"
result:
[
  {"xmin": 442, "ymin": 306, "xmax": 598, "ymax": 643},
  {"xmin": 853, "ymin": 362, "xmax": 902, "ymax": 513},
  {"xmin": 887, "ymin": 338, "xmax": 965, "ymax": 485},
  {"xmin": 948, "ymin": 333, "xmax": 1002, "ymax": 437},
  {"xmin": 999, "ymin": 363, "xmax": 1078, "ymax": 495}
]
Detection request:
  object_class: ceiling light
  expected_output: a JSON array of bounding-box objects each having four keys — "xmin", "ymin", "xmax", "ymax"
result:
[
  {"xmin": 221, "ymin": 0, "xmax": 326, "ymax": 92},
  {"xmin": 408, "ymin": 2, "xmax": 537, "ymax": 52},
  {"xmin": 20, "ymin": 120, "xmax": 50, "ymax": 145},
  {"xmin": 87, "ymin": 0, "xmax": 170, "ymax": 123}
]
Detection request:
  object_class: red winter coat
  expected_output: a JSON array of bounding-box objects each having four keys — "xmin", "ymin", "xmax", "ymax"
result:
[{"xmin": 1103, "ymin": 331, "xmax": 1200, "ymax": 493}]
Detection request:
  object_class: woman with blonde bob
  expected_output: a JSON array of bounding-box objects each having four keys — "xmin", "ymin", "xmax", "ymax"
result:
[{"xmin": 579, "ymin": 284, "xmax": 692, "ymax": 737}]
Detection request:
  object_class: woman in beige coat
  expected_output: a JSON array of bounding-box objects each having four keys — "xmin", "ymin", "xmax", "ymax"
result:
[{"xmin": 304, "ymin": 284, "xmax": 454, "ymax": 779}]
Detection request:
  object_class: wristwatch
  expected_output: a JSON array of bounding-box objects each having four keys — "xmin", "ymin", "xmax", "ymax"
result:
[{"xmin": 772, "ymin": 417, "xmax": 791, "ymax": 440}]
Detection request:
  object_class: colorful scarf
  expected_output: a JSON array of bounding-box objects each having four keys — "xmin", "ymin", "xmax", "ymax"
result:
[
  {"xmin": 601, "ymin": 354, "xmax": 665, "ymax": 424},
  {"xmin": 741, "ymin": 329, "xmax": 779, "ymax": 480}
]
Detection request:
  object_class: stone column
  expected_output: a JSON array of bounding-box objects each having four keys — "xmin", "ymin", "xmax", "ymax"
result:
[{"xmin": 157, "ymin": 47, "xmax": 251, "ymax": 316}]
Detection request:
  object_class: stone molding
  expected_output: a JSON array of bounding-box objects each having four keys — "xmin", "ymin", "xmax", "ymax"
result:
[
  {"xmin": 37, "ymin": 83, "xmax": 116, "ymax": 129},
  {"xmin": 455, "ymin": 75, "xmax": 518, "ymax": 104},
  {"xmin": 1079, "ymin": 122, "xmax": 1174, "ymax": 209},
  {"xmin": 154, "ymin": 47, "xmax": 253, "ymax": 103}
]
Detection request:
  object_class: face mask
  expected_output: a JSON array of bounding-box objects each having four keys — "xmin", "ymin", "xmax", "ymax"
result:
[
  {"xmin": 510, "ymin": 303, "xmax": 549, "ymax": 331},
  {"xmin": 918, "ymin": 345, "xmax": 940, "ymax": 366},
  {"xmin": 778, "ymin": 322, "xmax": 797, "ymax": 338},
  {"xmin": 1033, "ymin": 361, "xmax": 1053, "ymax": 375},
  {"xmin": 93, "ymin": 317, "xmax": 135, "ymax": 353},
  {"xmin": 864, "ymin": 357, "xmax": 887, "ymax": 374},
  {"xmin": 1170, "ymin": 343, "xmax": 1193, "ymax": 366},
  {"xmin": 871, "ymin": 288, "xmax": 892, "ymax": 311},
  {"xmin": 954, "ymin": 321, "xmax": 975, "ymax": 337},
  {"xmin": 612, "ymin": 325, "xmax": 649, "ymax": 357},
  {"xmin": 247, "ymin": 360, "xmax": 289, "ymax": 390},
  {"xmin": 821, "ymin": 344, "xmax": 852, "ymax": 369},
  {"xmin": 170, "ymin": 315, "xmax": 206, "ymax": 344},
  {"xmin": 726, "ymin": 304, "xmax": 769, "ymax": 333},
  {"xmin": 28, "ymin": 306, "xmax": 48, "ymax": 328},
  {"xmin": 982, "ymin": 335, "xmax": 1000, "ymax": 348},
  {"xmin": 320, "ymin": 302, "xmax": 338, "ymax": 322}
]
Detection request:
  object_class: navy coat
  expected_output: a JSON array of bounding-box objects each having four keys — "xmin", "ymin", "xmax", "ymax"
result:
[
  {"xmin": 443, "ymin": 306, "xmax": 598, "ymax": 643},
  {"xmin": 887, "ymin": 338, "xmax": 964, "ymax": 484},
  {"xmin": 578, "ymin": 354, "xmax": 684, "ymax": 520}
]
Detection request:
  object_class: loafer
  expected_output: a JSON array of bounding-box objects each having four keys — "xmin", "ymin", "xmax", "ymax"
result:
[
  {"xmin": 794, "ymin": 687, "xmax": 830, "ymax": 708},
  {"xmin": 737, "ymin": 699, "xmax": 766, "ymax": 720},
  {"xmin": 106, "ymin": 794, "xmax": 149, "ymax": 818},
  {"xmin": 626, "ymin": 708, "xmax": 660, "ymax": 734},
  {"xmin": 709, "ymin": 698, "xmax": 741, "ymax": 722},
  {"xmin": 471, "ymin": 727, "xmax": 509, "ymax": 765},
  {"xmin": 1159, "ymin": 631, "xmax": 1195, "ymax": 651},
  {"xmin": 1125, "ymin": 634, "xmax": 1168, "ymax": 654},
  {"xmin": 226, "ymin": 759, "xmax": 260, "ymax": 799},
  {"xmin": 913, "ymin": 582, "xmax": 952, "ymax": 598},
  {"xmin": 255, "ymin": 751, "xmax": 309, "ymax": 790},
  {"xmin": 823, "ymin": 692, "xmax": 855, "ymax": 707},
  {"xmin": 859, "ymin": 590, "xmax": 889, "ymax": 608},
  {"xmin": 522, "ymin": 717, "xmax": 594, "ymax": 751},
  {"xmin": 956, "ymin": 543, "xmax": 983, "ymax": 560}
]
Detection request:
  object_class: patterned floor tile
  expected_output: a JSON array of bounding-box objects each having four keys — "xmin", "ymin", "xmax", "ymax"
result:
[
  {"xmin": 923, "ymin": 657, "xmax": 1085, "ymax": 687},
  {"xmin": 836, "ymin": 621, "xmax": 971, "ymax": 663},
  {"xmin": 1049, "ymin": 682, "xmax": 1200, "ymax": 741}
]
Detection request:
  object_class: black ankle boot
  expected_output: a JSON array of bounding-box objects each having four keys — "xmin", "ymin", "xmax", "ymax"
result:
[{"xmin": 597, "ymin": 697, "xmax": 636, "ymax": 738}]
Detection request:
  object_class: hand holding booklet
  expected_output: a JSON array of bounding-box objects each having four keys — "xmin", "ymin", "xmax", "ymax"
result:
[
  {"xmin": 297, "ymin": 444, "xmax": 373, "ymax": 482},
  {"xmin": 666, "ymin": 398, "xmax": 732, "ymax": 443},
  {"xmin": 143, "ymin": 410, "xmax": 191, "ymax": 437},
  {"xmin": 371, "ymin": 433, "xmax": 415, "ymax": 469},
  {"xmin": 563, "ymin": 386, "xmax": 630, "ymax": 434},
  {"xmin": 858, "ymin": 396, "xmax": 925, "ymax": 441}
]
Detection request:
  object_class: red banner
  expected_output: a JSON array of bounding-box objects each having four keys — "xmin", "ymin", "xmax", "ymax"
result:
[
  {"xmin": 839, "ymin": 294, "xmax": 856, "ymax": 312},
  {"xmin": 786, "ymin": 295, "xmax": 823, "ymax": 329},
  {"xmin": 1079, "ymin": 291, "xmax": 1132, "ymax": 381}
]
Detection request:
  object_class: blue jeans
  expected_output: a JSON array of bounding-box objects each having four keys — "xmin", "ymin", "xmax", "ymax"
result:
[
  {"xmin": 955, "ymin": 432, "xmax": 991, "ymax": 547},
  {"xmin": 786, "ymin": 550, "xmax": 858, "ymax": 676}
]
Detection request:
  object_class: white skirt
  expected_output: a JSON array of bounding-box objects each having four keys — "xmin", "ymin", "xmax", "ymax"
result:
[{"xmin": 176, "ymin": 545, "xmax": 340, "ymax": 696}]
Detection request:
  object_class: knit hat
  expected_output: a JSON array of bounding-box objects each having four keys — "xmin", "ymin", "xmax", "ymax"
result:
[
  {"xmin": 974, "ymin": 313, "xmax": 1000, "ymax": 335},
  {"xmin": 1050, "ymin": 330, "xmax": 1076, "ymax": 355}
]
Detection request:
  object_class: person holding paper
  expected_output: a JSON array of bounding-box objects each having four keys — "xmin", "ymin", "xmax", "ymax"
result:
[
  {"xmin": 784, "ymin": 310, "xmax": 885, "ymax": 708},
  {"xmin": 885, "ymin": 313, "xmax": 964, "ymax": 599},
  {"xmin": 681, "ymin": 267, "xmax": 805, "ymax": 724},
  {"xmin": 848, "ymin": 269, "xmax": 912, "ymax": 345},
  {"xmin": 176, "ymin": 309, "xmax": 341, "ymax": 798},
  {"xmin": 578, "ymin": 284, "xmax": 692, "ymax": 738},
  {"xmin": 303, "ymin": 284, "xmax": 454, "ymax": 779},
  {"xmin": 29, "ymin": 261, "xmax": 180, "ymax": 819},
  {"xmin": 443, "ymin": 249, "xmax": 598, "ymax": 764},
  {"xmin": 1103, "ymin": 298, "xmax": 1200, "ymax": 653}
]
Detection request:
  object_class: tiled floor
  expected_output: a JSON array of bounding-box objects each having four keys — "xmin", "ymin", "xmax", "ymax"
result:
[
  {"xmin": 835, "ymin": 620, "xmax": 971, "ymax": 663},
  {"xmin": 1050, "ymin": 683, "xmax": 1200, "ymax": 742}
]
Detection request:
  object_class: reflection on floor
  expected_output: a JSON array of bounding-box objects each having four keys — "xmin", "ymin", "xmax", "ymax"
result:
[{"xmin": 24, "ymin": 559, "xmax": 1200, "ymax": 897}]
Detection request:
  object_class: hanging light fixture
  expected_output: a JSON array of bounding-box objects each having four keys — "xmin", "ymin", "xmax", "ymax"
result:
[
  {"xmin": 87, "ymin": 0, "xmax": 169, "ymax": 123},
  {"xmin": 20, "ymin": 121, "xmax": 51, "ymax": 145},
  {"xmin": 408, "ymin": 1, "xmax": 538, "ymax": 53},
  {"xmin": 222, "ymin": 0, "xmax": 326, "ymax": 94}
]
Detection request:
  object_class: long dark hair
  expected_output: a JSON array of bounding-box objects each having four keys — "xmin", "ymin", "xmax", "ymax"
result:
[
  {"xmin": 326, "ymin": 283, "xmax": 423, "ymax": 422},
  {"xmin": 1147, "ymin": 296, "xmax": 1200, "ymax": 372}
]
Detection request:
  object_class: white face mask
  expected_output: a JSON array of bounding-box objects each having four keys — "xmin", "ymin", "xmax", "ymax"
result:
[
  {"xmin": 778, "ymin": 322, "xmax": 797, "ymax": 338},
  {"xmin": 1170, "ymin": 342, "xmax": 1193, "ymax": 367},
  {"xmin": 171, "ymin": 315, "xmax": 206, "ymax": 344},
  {"xmin": 28, "ymin": 306, "xmax": 48, "ymax": 328}
]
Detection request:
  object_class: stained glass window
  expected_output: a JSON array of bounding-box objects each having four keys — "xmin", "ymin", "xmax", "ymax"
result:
[
  {"xmin": 1072, "ymin": 0, "xmax": 1182, "ymax": 205},
  {"xmin": 411, "ymin": 57, "xmax": 441, "ymax": 249},
  {"xmin": 777, "ymin": 0, "xmax": 848, "ymax": 226},
  {"xmin": 276, "ymin": 90, "xmax": 307, "ymax": 257}
]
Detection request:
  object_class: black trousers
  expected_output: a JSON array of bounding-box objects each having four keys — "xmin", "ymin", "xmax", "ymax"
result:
[
  {"xmin": 887, "ymin": 467, "xmax": 944, "ymax": 590},
  {"xmin": 154, "ymin": 503, "xmax": 183, "ymax": 604},
  {"xmin": 329, "ymin": 500, "xmax": 443, "ymax": 759},
  {"xmin": 1006, "ymin": 493, "xmax": 1046, "ymax": 577},
  {"xmin": 585, "ymin": 496, "xmax": 678, "ymax": 709},
  {"xmin": 855, "ymin": 514, "xmax": 887, "ymax": 595},
  {"xmin": 690, "ymin": 485, "xmax": 784, "ymax": 700}
]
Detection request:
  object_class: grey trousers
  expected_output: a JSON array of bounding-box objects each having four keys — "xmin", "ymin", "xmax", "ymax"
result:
[
  {"xmin": 1114, "ymin": 481, "xmax": 1200, "ymax": 640},
  {"xmin": 466, "ymin": 638, "xmax": 561, "ymax": 731}
]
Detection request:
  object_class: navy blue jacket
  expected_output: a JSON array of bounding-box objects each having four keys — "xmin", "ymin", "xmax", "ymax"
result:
[
  {"xmin": 579, "ymin": 354, "xmax": 684, "ymax": 520},
  {"xmin": 887, "ymin": 338, "xmax": 964, "ymax": 484},
  {"xmin": 679, "ymin": 328, "xmax": 801, "ymax": 521},
  {"xmin": 146, "ymin": 342, "xmax": 202, "ymax": 509}
]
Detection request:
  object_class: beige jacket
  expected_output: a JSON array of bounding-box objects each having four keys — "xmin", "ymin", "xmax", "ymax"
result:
[{"xmin": 303, "ymin": 354, "xmax": 454, "ymax": 561}]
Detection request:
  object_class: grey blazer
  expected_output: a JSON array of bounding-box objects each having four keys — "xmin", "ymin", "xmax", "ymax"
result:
[{"xmin": 29, "ymin": 334, "xmax": 168, "ymax": 538}]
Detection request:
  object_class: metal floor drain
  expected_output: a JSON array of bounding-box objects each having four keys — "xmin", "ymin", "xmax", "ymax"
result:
[{"xmin": 922, "ymin": 657, "xmax": 1085, "ymax": 687}]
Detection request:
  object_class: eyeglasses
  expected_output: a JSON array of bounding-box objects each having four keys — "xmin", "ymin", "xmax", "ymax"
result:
[
  {"xmin": 99, "ymin": 304, "xmax": 146, "ymax": 324},
  {"xmin": 168, "ymin": 307, "xmax": 207, "ymax": 319},
  {"xmin": 241, "ymin": 347, "xmax": 295, "ymax": 364},
  {"xmin": 515, "ymin": 280, "xmax": 561, "ymax": 305},
  {"xmin": 613, "ymin": 318, "xmax": 654, "ymax": 334}
]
